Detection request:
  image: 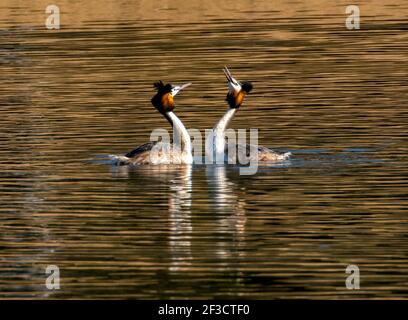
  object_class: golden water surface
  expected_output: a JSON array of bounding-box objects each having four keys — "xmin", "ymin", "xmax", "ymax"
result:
[{"xmin": 0, "ymin": 0, "xmax": 407, "ymax": 298}]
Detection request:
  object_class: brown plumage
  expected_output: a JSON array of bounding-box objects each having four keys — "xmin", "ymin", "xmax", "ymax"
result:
[
  {"xmin": 226, "ymin": 90, "xmax": 248, "ymax": 109},
  {"xmin": 161, "ymin": 92, "xmax": 174, "ymax": 109}
]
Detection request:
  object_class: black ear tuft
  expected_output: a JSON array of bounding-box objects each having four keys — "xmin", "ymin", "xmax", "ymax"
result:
[
  {"xmin": 241, "ymin": 81, "xmax": 253, "ymax": 93},
  {"xmin": 226, "ymin": 93, "xmax": 239, "ymax": 108}
]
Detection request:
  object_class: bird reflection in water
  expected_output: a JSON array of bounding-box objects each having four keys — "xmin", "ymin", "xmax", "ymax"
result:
[
  {"xmin": 167, "ymin": 165, "xmax": 193, "ymax": 272},
  {"xmin": 206, "ymin": 165, "xmax": 247, "ymax": 260},
  {"xmin": 111, "ymin": 164, "xmax": 193, "ymax": 272}
]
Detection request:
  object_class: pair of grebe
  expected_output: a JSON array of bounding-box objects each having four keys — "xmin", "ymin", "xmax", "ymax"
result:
[{"xmin": 111, "ymin": 67, "xmax": 291, "ymax": 165}]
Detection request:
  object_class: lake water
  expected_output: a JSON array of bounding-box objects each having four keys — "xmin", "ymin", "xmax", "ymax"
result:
[{"xmin": 0, "ymin": 0, "xmax": 407, "ymax": 299}]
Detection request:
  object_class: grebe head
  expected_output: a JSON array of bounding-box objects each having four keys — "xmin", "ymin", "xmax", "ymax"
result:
[
  {"xmin": 151, "ymin": 81, "xmax": 191, "ymax": 114},
  {"xmin": 223, "ymin": 66, "xmax": 254, "ymax": 109}
]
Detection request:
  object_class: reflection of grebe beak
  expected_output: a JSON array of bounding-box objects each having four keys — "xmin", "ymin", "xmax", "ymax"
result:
[{"xmin": 171, "ymin": 82, "xmax": 192, "ymax": 97}]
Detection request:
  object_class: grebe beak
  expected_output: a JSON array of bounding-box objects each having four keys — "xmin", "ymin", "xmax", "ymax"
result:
[
  {"xmin": 223, "ymin": 66, "xmax": 240, "ymax": 86},
  {"xmin": 223, "ymin": 66, "xmax": 242, "ymax": 94},
  {"xmin": 171, "ymin": 82, "xmax": 192, "ymax": 97}
]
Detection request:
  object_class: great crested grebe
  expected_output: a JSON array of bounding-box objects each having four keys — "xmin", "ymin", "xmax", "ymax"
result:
[
  {"xmin": 110, "ymin": 81, "xmax": 193, "ymax": 165},
  {"xmin": 206, "ymin": 66, "xmax": 291, "ymax": 163}
]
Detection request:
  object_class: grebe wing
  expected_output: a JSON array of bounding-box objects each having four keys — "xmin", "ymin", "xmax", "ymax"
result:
[
  {"xmin": 225, "ymin": 143, "xmax": 265, "ymax": 155},
  {"xmin": 252, "ymin": 145, "xmax": 291, "ymax": 161},
  {"xmin": 226, "ymin": 143, "xmax": 291, "ymax": 162}
]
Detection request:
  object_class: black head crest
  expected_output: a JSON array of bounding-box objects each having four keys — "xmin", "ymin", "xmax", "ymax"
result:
[
  {"xmin": 241, "ymin": 81, "xmax": 253, "ymax": 93},
  {"xmin": 153, "ymin": 80, "xmax": 164, "ymax": 89},
  {"xmin": 153, "ymin": 80, "xmax": 172, "ymax": 93}
]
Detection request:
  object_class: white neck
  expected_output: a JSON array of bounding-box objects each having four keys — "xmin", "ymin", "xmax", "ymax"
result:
[
  {"xmin": 212, "ymin": 108, "xmax": 237, "ymax": 155},
  {"xmin": 167, "ymin": 111, "xmax": 192, "ymax": 157}
]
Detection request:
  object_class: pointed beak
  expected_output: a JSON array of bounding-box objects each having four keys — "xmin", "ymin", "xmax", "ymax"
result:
[{"xmin": 171, "ymin": 82, "xmax": 192, "ymax": 96}]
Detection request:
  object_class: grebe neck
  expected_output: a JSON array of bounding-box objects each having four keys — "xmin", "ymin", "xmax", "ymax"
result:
[
  {"xmin": 213, "ymin": 107, "xmax": 237, "ymax": 155},
  {"xmin": 167, "ymin": 111, "xmax": 192, "ymax": 156}
]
